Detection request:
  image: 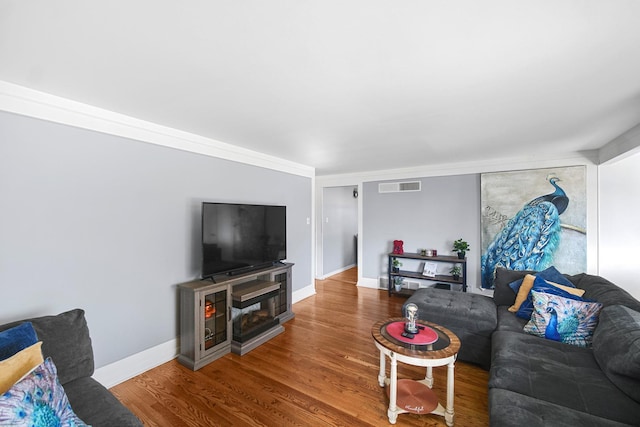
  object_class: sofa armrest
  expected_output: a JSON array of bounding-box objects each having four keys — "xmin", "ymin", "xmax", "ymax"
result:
[
  {"xmin": 64, "ymin": 376, "xmax": 143, "ymax": 426},
  {"xmin": 0, "ymin": 309, "xmax": 94, "ymax": 385}
]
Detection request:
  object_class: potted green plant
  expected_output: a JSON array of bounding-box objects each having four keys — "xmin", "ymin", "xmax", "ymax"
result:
[
  {"xmin": 393, "ymin": 276, "xmax": 404, "ymax": 292},
  {"xmin": 449, "ymin": 265, "xmax": 462, "ymax": 281},
  {"xmin": 392, "ymin": 258, "xmax": 402, "ymax": 273},
  {"xmin": 452, "ymin": 238, "xmax": 470, "ymax": 259}
]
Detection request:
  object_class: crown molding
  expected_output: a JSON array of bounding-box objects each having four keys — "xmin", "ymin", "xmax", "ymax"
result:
[
  {"xmin": 316, "ymin": 151, "xmax": 599, "ymax": 187},
  {"xmin": 598, "ymin": 123, "xmax": 640, "ymax": 165},
  {"xmin": 0, "ymin": 81, "xmax": 314, "ymax": 178}
]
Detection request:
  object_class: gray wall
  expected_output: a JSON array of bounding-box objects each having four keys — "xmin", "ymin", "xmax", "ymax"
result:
[
  {"xmin": 321, "ymin": 186, "xmax": 358, "ymax": 275},
  {"xmin": 362, "ymin": 174, "xmax": 480, "ymax": 288},
  {"xmin": 0, "ymin": 111, "xmax": 312, "ymax": 367}
]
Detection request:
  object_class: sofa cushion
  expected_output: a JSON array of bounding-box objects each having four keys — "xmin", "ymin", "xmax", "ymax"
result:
[
  {"xmin": 523, "ymin": 290, "xmax": 602, "ymax": 347},
  {"xmin": 493, "ymin": 268, "xmax": 535, "ymax": 306},
  {"xmin": 64, "ymin": 376, "xmax": 144, "ymax": 427},
  {"xmin": 490, "ymin": 330, "xmax": 640, "ymax": 425},
  {"xmin": 0, "ymin": 322, "xmax": 37, "ymax": 361},
  {"xmin": 507, "ymin": 274, "xmax": 537, "ymax": 312},
  {"xmin": 568, "ymin": 273, "xmax": 640, "ymax": 312},
  {"xmin": 0, "ymin": 357, "xmax": 89, "ymax": 426},
  {"xmin": 0, "ymin": 309, "xmax": 94, "ymax": 385},
  {"xmin": 489, "ymin": 388, "xmax": 634, "ymax": 427},
  {"xmin": 593, "ymin": 305, "xmax": 640, "ymax": 403},
  {"xmin": 0, "ymin": 342, "xmax": 43, "ymax": 395},
  {"xmin": 495, "ymin": 306, "xmax": 528, "ymax": 332}
]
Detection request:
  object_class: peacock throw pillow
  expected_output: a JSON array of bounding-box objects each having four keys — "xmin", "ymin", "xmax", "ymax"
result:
[
  {"xmin": 0, "ymin": 357, "xmax": 90, "ymax": 427},
  {"xmin": 523, "ymin": 290, "xmax": 603, "ymax": 347}
]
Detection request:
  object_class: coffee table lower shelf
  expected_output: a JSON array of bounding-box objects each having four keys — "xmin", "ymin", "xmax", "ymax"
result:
[{"xmin": 386, "ymin": 378, "xmax": 442, "ymax": 415}]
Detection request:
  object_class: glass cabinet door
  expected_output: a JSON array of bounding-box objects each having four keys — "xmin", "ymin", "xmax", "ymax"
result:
[
  {"xmin": 203, "ymin": 287, "xmax": 228, "ymax": 351},
  {"xmin": 272, "ymin": 271, "xmax": 288, "ymax": 317}
]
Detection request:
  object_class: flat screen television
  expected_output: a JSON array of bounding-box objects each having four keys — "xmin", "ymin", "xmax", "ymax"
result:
[{"xmin": 201, "ymin": 202, "xmax": 286, "ymax": 278}]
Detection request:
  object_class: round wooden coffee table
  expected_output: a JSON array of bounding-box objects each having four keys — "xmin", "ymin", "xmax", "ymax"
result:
[{"xmin": 371, "ymin": 317, "xmax": 460, "ymax": 426}]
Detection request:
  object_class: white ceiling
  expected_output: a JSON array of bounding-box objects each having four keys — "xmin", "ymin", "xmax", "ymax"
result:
[{"xmin": 2, "ymin": 1, "xmax": 640, "ymax": 176}]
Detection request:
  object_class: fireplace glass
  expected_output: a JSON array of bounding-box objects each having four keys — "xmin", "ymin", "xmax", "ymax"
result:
[{"xmin": 232, "ymin": 280, "xmax": 281, "ymax": 343}]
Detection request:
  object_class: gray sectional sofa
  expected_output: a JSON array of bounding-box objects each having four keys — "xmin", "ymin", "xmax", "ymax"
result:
[
  {"xmin": 0, "ymin": 309, "xmax": 142, "ymax": 427},
  {"xmin": 404, "ymin": 269, "xmax": 640, "ymax": 426}
]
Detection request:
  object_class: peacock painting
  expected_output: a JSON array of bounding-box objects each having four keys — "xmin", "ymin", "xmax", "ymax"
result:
[{"xmin": 480, "ymin": 167, "xmax": 587, "ymax": 289}]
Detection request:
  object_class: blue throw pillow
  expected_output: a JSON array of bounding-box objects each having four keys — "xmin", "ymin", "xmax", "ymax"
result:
[
  {"xmin": 537, "ymin": 266, "xmax": 575, "ymax": 288},
  {"xmin": 508, "ymin": 278, "xmax": 525, "ymax": 294},
  {"xmin": 0, "ymin": 322, "xmax": 38, "ymax": 361},
  {"xmin": 515, "ymin": 276, "xmax": 583, "ymax": 319},
  {"xmin": 508, "ymin": 265, "xmax": 575, "ymax": 295}
]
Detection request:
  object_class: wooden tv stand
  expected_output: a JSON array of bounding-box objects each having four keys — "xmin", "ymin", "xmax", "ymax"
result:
[{"xmin": 178, "ymin": 263, "xmax": 294, "ymax": 370}]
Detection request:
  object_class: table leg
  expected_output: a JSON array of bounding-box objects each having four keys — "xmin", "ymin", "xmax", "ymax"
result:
[
  {"xmin": 424, "ymin": 344, "xmax": 434, "ymax": 387},
  {"xmin": 378, "ymin": 349, "xmax": 386, "ymax": 387},
  {"xmin": 388, "ymin": 352, "xmax": 398, "ymax": 424},
  {"xmin": 424, "ymin": 365, "xmax": 434, "ymax": 388},
  {"xmin": 445, "ymin": 360, "xmax": 455, "ymax": 426}
]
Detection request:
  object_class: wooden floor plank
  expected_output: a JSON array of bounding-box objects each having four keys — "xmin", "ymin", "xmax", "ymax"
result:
[{"xmin": 111, "ymin": 268, "xmax": 489, "ymax": 426}]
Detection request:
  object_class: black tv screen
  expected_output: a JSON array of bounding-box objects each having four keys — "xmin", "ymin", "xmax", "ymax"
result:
[{"xmin": 201, "ymin": 202, "xmax": 286, "ymax": 278}]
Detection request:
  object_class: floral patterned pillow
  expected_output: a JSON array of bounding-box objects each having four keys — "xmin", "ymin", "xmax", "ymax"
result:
[
  {"xmin": 523, "ymin": 290, "xmax": 603, "ymax": 347},
  {"xmin": 0, "ymin": 357, "xmax": 89, "ymax": 427}
]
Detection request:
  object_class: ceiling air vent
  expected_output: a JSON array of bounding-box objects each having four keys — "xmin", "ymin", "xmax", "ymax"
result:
[{"xmin": 378, "ymin": 181, "xmax": 421, "ymax": 193}]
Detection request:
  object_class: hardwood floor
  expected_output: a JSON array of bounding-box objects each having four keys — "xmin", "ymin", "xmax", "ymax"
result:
[{"xmin": 111, "ymin": 269, "xmax": 489, "ymax": 426}]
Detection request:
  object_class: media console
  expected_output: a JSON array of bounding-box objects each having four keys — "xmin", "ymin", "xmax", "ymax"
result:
[{"xmin": 178, "ymin": 263, "xmax": 294, "ymax": 370}]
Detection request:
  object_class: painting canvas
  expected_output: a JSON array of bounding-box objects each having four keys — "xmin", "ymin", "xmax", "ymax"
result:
[{"xmin": 480, "ymin": 166, "xmax": 586, "ymax": 289}]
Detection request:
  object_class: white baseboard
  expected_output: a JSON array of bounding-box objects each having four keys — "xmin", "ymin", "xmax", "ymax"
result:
[
  {"xmin": 292, "ymin": 283, "xmax": 316, "ymax": 303},
  {"xmin": 93, "ymin": 339, "xmax": 178, "ymax": 389},
  {"xmin": 357, "ymin": 277, "xmax": 383, "ymax": 289},
  {"xmin": 94, "ymin": 283, "xmax": 317, "ymax": 389}
]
